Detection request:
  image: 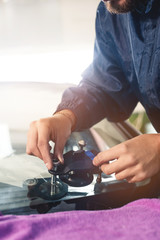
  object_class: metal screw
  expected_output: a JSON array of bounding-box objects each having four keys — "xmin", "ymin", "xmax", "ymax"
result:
[{"xmin": 78, "ymin": 140, "xmax": 86, "ymax": 151}]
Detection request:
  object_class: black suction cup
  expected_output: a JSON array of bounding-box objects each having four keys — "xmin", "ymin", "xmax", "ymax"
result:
[
  {"xmin": 60, "ymin": 171, "xmax": 93, "ymax": 187},
  {"xmin": 38, "ymin": 178, "xmax": 68, "ymax": 200}
]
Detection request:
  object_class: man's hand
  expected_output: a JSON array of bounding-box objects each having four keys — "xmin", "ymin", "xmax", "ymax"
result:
[
  {"xmin": 26, "ymin": 110, "xmax": 76, "ymax": 170},
  {"xmin": 93, "ymin": 134, "xmax": 160, "ymax": 183}
]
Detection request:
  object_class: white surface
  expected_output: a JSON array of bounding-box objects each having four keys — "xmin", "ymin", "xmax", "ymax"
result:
[
  {"xmin": 0, "ymin": 0, "xmax": 99, "ymax": 53},
  {"xmin": 0, "ymin": 50, "xmax": 92, "ymax": 85},
  {"xmin": 0, "ymin": 82, "xmax": 74, "ymax": 130},
  {"xmin": 0, "ymin": 0, "xmax": 99, "ymax": 84},
  {"xmin": 0, "ymin": 123, "xmax": 14, "ymax": 158},
  {"xmin": 0, "ymin": 153, "xmax": 49, "ymax": 187}
]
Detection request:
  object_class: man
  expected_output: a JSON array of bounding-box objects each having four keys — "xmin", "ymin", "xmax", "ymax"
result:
[{"xmin": 27, "ymin": 0, "xmax": 160, "ymax": 184}]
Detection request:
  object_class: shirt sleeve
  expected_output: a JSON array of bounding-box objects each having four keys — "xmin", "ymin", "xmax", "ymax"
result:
[{"xmin": 56, "ymin": 2, "xmax": 138, "ymax": 131}]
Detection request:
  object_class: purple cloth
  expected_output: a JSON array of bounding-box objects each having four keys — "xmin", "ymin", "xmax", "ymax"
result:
[{"xmin": 0, "ymin": 198, "xmax": 160, "ymax": 240}]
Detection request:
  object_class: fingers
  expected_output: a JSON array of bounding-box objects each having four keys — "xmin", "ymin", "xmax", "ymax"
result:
[
  {"xmin": 116, "ymin": 170, "xmax": 146, "ymax": 183},
  {"xmin": 26, "ymin": 121, "xmax": 43, "ymax": 160},
  {"xmin": 95, "ymin": 134, "xmax": 160, "ymax": 183},
  {"xmin": 37, "ymin": 123, "xmax": 53, "ymax": 170},
  {"xmin": 26, "ymin": 120, "xmax": 53, "ymax": 170},
  {"xmin": 93, "ymin": 143, "xmax": 126, "ymax": 166},
  {"xmin": 100, "ymin": 162, "xmax": 135, "ymax": 182},
  {"xmin": 26, "ymin": 116, "xmax": 71, "ymax": 170},
  {"xmin": 37, "ymin": 140, "xmax": 53, "ymax": 170},
  {"xmin": 101, "ymin": 161, "xmax": 147, "ymax": 183},
  {"xmin": 54, "ymin": 151, "xmax": 64, "ymax": 164},
  {"xmin": 54, "ymin": 136, "xmax": 68, "ymax": 164},
  {"xmin": 93, "ymin": 139, "xmax": 144, "ymax": 183},
  {"xmin": 100, "ymin": 157, "xmax": 134, "ymax": 175},
  {"xmin": 115, "ymin": 168, "xmax": 135, "ymax": 181}
]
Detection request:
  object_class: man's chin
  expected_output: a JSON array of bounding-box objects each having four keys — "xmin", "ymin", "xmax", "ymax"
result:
[{"xmin": 104, "ymin": 0, "xmax": 136, "ymax": 14}]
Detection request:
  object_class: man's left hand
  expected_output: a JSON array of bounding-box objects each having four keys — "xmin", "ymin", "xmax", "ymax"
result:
[{"xmin": 93, "ymin": 134, "xmax": 160, "ymax": 183}]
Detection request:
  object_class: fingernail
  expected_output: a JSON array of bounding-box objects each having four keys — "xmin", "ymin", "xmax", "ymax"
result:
[
  {"xmin": 45, "ymin": 163, "xmax": 49, "ymax": 168},
  {"xmin": 60, "ymin": 159, "xmax": 64, "ymax": 164}
]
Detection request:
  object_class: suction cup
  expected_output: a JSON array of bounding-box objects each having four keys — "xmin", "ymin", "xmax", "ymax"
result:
[
  {"xmin": 38, "ymin": 178, "xmax": 68, "ymax": 200},
  {"xmin": 60, "ymin": 171, "xmax": 93, "ymax": 187}
]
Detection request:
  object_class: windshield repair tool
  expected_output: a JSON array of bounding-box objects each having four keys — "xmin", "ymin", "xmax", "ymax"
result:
[
  {"xmin": 96, "ymin": 168, "xmax": 102, "ymax": 184},
  {"xmin": 36, "ymin": 158, "xmax": 68, "ymax": 201},
  {"xmin": 50, "ymin": 158, "xmax": 60, "ymax": 196},
  {"xmin": 51, "ymin": 140, "xmax": 101, "ymax": 187},
  {"xmin": 45, "ymin": 158, "xmax": 68, "ymax": 200},
  {"xmin": 25, "ymin": 140, "xmax": 101, "ymax": 201}
]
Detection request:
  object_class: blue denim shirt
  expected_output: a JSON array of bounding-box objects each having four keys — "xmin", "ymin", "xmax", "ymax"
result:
[{"xmin": 57, "ymin": 0, "xmax": 160, "ymax": 132}]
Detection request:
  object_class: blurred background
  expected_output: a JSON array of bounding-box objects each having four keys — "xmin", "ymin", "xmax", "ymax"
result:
[{"xmin": 0, "ymin": 0, "xmax": 99, "ymax": 84}]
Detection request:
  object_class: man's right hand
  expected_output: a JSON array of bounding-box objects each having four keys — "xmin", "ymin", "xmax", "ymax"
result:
[{"xmin": 26, "ymin": 110, "xmax": 76, "ymax": 170}]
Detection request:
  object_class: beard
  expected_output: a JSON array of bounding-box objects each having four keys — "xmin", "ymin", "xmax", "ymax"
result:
[{"xmin": 104, "ymin": 0, "xmax": 137, "ymax": 14}]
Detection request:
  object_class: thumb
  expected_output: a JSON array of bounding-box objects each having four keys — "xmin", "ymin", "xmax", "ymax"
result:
[
  {"xmin": 54, "ymin": 142, "xmax": 65, "ymax": 164},
  {"xmin": 56, "ymin": 151, "xmax": 64, "ymax": 164}
]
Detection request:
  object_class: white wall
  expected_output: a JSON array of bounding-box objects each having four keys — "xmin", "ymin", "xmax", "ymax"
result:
[
  {"xmin": 0, "ymin": 0, "xmax": 99, "ymax": 53},
  {"xmin": 0, "ymin": 0, "xmax": 100, "ymax": 84},
  {"xmin": 0, "ymin": 82, "xmax": 74, "ymax": 130}
]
